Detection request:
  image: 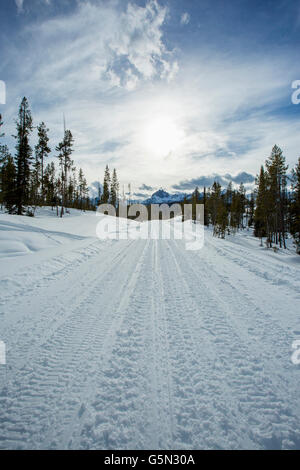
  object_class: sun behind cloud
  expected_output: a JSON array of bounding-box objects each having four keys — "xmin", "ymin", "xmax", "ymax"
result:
[{"xmin": 142, "ymin": 116, "xmax": 185, "ymax": 157}]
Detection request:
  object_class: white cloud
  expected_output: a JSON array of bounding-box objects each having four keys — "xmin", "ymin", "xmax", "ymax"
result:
[
  {"xmin": 3, "ymin": 1, "xmax": 300, "ymax": 192},
  {"xmin": 15, "ymin": 0, "xmax": 51, "ymax": 13},
  {"xmin": 15, "ymin": 0, "xmax": 24, "ymax": 13},
  {"xmin": 21, "ymin": 0, "xmax": 177, "ymax": 93},
  {"xmin": 3, "ymin": 1, "xmax": 179, "ymax": 182},
  {"xmin": 180, "ymin": 12, "xmax": 190, "ymax": 25}
]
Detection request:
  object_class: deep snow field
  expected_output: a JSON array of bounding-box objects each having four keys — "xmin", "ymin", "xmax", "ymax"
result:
[{"xmin": 0, "ymin": 208, "xmax": 299, "ymax": 450}]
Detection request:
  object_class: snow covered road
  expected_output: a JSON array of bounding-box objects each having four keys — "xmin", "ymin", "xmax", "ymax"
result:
[{"xmin": 0, "ymin": 211, "xmax": 299, "ymax": 449}]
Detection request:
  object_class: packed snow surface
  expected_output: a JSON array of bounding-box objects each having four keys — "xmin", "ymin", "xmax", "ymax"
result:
[{"xmin": 0, "ymin": 208, "xmax": 299, "ymax": 449}]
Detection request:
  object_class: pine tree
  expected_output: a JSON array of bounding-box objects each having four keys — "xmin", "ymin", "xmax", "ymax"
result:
[
  {"xmin": 207, "ymin": 181, "xmax": 222, "ymax": 226},
  {"xmin": 0, "ymin": 115, "xmax": 6, "ymax": 206},
  {"xmin": 35, "ymin": 122, "xmax": 51, "ymax": 202},
  {"xmin": 0, "ymin": 116, "xmax": 16, "ymax": 212},
  {"xmin": 102, "ymin": 165, "xmax": 110, "ymax": 204},
  {"xmin": 14, "ymin": 97, "xmax": 33, "ymax": 215},
  {"xmin": 44, "ymin": 162, "xmax": 57, "ymax": 209},
  {"xmin": 248, "ymin": 192, "xmax": 255, "ymax": 228},
  {"xmin": 265, "ymin": 145, "xmax": 288, "ymax": 248},
  {"xmin": 110, "ymin": 168, "xmax": 119, "ymax": 208},
  {"xmin": 30, "ymin": 152, "xmax": 41, "ymax": 208},
  {"xmin": 181, "ymin": 195, "xmax": 189, "ymax": 222},
  {"xmin": 56, "ymin": 129, "xmax": 74, "ymax": 217},
  {"xmin": 82, "ymin": 175, "xmax": 89, "ymax": 210},
  {"xmin": 254, "ymin": 166, "xmax": 268, "ymax": 244},
  {"xmin": 290, "ymin": 157, "xmax": 300, "ymax": 254},
  {"xmin": 191, "ymin": 186, "xmax": 200, "ymax": 221},
  {"xmin": 230, "ymin": 190, "xmax": 239, "ymax": 232},
  {"xmin": 78, "ymin": 168, "xmax": 88, "ymax": 210},
  {"xmin": 238, "ymin": 182, "xmax": 246, "ymax": 229},
  {"xmin": 202, "ymin": 186, "xmax": 209, "ymax": 226},
  {"xmin": 225, "ymin": 182, "xmax": 233, "ymax": 210},
  {"xmin": 0, "ymin": 145, "xmax": 16, "ymax": 212},
  {"xmin": 214, "ymin": 199, "xmax": 228, "ymax": 238},
  {"xmin": 207, "ymin": 181, "xmax": 229, "ymax": 237},
  {"xmin": 97, "ymin": 181, "xmax": 102, "ymax": 205},
  {"xmin": 0, "ymin": 114, "xmax": 3, "ymax": 140}
]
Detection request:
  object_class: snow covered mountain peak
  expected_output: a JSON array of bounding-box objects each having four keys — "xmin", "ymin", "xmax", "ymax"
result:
[{"xmin": 143, "ymin": 189, "xmax": 188, "ymax": 205}]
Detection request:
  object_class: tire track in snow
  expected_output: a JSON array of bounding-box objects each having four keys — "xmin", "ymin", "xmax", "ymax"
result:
[
  {"xmin": 0, "ymin": 239, "xmax": 132, "ymax": 376},
  {"xmin": 0, "ymin": 238, "xmax": 106, "ymax": 310},
  {"xmin": 57, "ymin": 239, "xmax": 153, "ymax": 450},
  {"xmin": 205, "ymin": 235, "xmax": 300, "ymax": 294},
  {"xmin": 169, "ymin": 237, "xmax": 300, "ymax": 449},
  {"xmin": 0, "ymin": 239, "xmax": 145, "ymax": 449},
  {"xmin": 148, "ymin": 239, "xmax": 176, "ymax": 448},
  {"xmin": 158, "ymin": 239, "xmax": 253, "ymax": 449},
  {"xmin": 71, "ymin": 239, "xmax": 179, "ymax": 450},
  {"xmin": 194, "ymin": 236, "xmax": 299, "ymax": 395},
  {"xmin": 1, "ymin": 223, "xmax": 299, "ymax": 450},
  {"xmin": 70, "ymin": 239, "xmax": 159, "ymax": 450}
]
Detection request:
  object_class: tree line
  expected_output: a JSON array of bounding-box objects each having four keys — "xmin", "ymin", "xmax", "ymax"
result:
[
  {"xmin": 1, "ymin": 103, "xmax": 300, "ymax": 253},
  {"xmin": 180, "ymin": 181, "xmax": 252, "ymax": 239},
  {"xmin": 100, "ymin": 164, "xmax": 120, "ymax": 207},
  {"xmin": 0, "ymin": 97, "xmax": 94, "ymax": 217},
  {"xmin": 186, "ymin": 144, "xmax": 300, "ymax": 254}
]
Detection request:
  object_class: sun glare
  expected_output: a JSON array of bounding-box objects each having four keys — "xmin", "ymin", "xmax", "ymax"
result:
[{"xmin": 143, "ymin": 116, "xmax": 184, "ymax": 156}]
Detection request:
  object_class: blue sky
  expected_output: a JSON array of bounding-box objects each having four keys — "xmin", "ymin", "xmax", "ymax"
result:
[{"xmin": 0, "ymin": 0, "xmax": 300, "ymax": 196}]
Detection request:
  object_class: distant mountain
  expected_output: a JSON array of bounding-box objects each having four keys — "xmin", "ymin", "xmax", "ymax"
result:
[{"xmin": 142, "ymin": 189, "xmax": 191, "ymax": 205}]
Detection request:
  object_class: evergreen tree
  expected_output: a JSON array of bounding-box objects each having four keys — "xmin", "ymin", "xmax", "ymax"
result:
[
  {"xmin": 207, "ymin": 181, "xmax": 222, "ymax": 226},
  {"xmin": 191, "ymin": 186, "xmax": 200, "ymax": 221},
  {"xmin": 1, "ymin": 105, "xmax": 97, "ymax": 216},
  {"xmin": 82, "ymin": 176, "xmax": 89, "ymax": 210},
  {"xmin": 0, "ymin": 114, "xmax": 3, "ymax": 140},
  {"xmin": 30, "ymin": 152, "xmax": 41, "ymax": 208},
  {"xmin": 0, "ymin": 145, "xmax": 16, "ymax": 212},
  {"xmin": 230, "ymin": 190, "xmax": 239, "ymax": 232},
  {"xmin": 214, "ymin": 199, "xmax": 228, "ymax": 238},
  {"xmin": 44, "ymin": 162, "xmax": 57, "ymax": 209},
  {"xmin": 265, "ymin": 145, "xmax": 288, "ymax": 248},
  {"xmin": 102, "ymin": 165, "xmax": 110, "ymax": 203},
  {"xmin": 207, "ymin": 181, "xmax": 229, "ymax": 237},
  {"xmin": 254, "ymin": 166, "xmax": 268, "ymax": 244},
  {"xmin": 248, "ymin": 192, "xmax": 255, "ymax": 228},
  {"xmin": 238, "ymin": 182, "xmax": 246, "ymax": 229},
  {"xmin": 35, "ymin": 122, "xmax": 51, "ymax": 202},
  {"xmin": 110, "ymin": 168, "xmax": 119, "ymax": 208},
  {"xmin": 229, "ymin": 183, "xmax": 246, "ymax": 232},
  {"xmin": 14, "ymin": 97, "xmax": 33, "ymax": 215},
  {"xmin": 290, "ymin": 157, "xmax": 300, "ymax": 254},
  {"xmin": 203, "ymin": 186, "xmax": 209, "ymax": 226},
  {"xmin": 97, "ymin": 181, "xmax": 102, "ymax": 205},
  {"xmin": 56, "ymin": 129, "xmax": 74, "ymax": 217},
  {"xmin": 78, "ymin": 168, "xmax": 88, "ymax": 210},
  {"xmin": 225, "ymin": 182, "xmax": 233, "ymax": 210}
]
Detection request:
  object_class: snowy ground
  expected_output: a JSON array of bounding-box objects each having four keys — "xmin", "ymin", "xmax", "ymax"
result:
[{"xmin": 0, "ymin": 208, "xmax": 299, "ymax": 450}]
